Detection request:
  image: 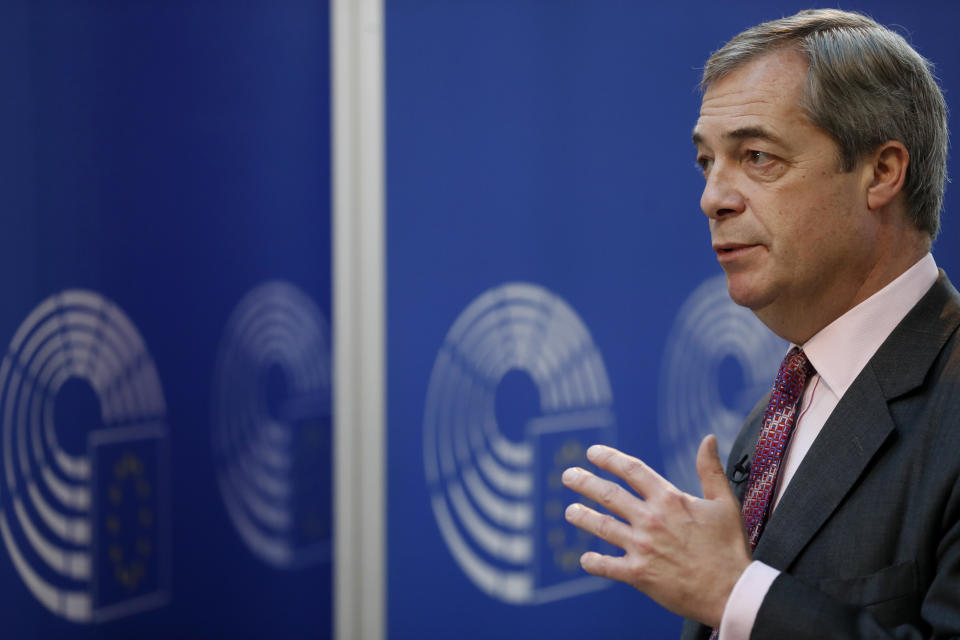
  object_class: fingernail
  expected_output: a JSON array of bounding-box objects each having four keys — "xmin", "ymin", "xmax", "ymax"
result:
[
  {"xmin": 561, "ymin": 467, "xmax": 582, "ymax": 484},
  {"xmin": 564, "ymin": 503, "xmax": 582, "ymax": 519},
  {"xmin": 586, "ymin": 444, "xmax": 606, "ymax": 459}
]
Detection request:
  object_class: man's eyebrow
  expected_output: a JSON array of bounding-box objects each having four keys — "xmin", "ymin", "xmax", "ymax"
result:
[
  {"xmin": 725, "ymin": 126, "xmax": 781, "ymax": 143},
  {"xmin": 692, "ymin": 126, "xmax": 783, "ymax": 147}
]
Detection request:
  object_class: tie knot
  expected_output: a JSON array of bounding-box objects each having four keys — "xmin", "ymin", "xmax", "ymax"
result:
[{"xmin": 773, "ymin": 347, "xmax": 815, "ymax": 404}]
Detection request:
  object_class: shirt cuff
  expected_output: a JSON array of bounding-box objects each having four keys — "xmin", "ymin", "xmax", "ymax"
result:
[{"xmin": 718, "ymin": 561, "xmax": 780, "ymax": 640}]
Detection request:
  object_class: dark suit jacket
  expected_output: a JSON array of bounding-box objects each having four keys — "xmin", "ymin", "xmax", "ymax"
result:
[{"xmin": 681, "ymin": 272, "xmax": 960, "ymax": 639}]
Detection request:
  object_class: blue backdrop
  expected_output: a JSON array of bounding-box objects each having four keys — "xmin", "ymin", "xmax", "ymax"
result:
[
  {"xmin": 0, "ymin": 2, "xmax": 331, "ymax": 637},
  {"xmin": 3, "ymin": 1, "xmax": 959, "ymax": 638},
  {"xmin": 386, "ymin": 2, "xmax": 960, "ymax": 638}
]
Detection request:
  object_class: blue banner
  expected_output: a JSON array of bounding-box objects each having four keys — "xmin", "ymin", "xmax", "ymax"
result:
[
  {"xmin": 0, "ymin": 2, "xmax": 331, "ymax": 637},
  {"xmin": 386, "ymin": 2, "xmax": 960, "ymax": 638}
]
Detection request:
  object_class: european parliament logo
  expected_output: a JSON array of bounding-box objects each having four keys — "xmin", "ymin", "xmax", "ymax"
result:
[
  {"xmin": 0, "ymin": 290, "xmax": 170, "ymax": 622},
  {"xmin": 658, "ymin": 275, "xmax": 786, "ymax": 495},
  {"xmin": 211, "ymin": 281, "xmax": 332, "ymax": 570},
  {"xmin": 424, "ymin": 283, "xmax": 616, "ymax": 604}
]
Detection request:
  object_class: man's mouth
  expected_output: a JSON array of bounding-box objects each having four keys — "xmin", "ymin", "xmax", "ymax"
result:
[{"xmin": 713, "ymin": 243, "xmax": 761, "ymax": 261}]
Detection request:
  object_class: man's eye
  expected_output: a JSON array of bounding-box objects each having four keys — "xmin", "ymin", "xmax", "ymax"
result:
[
  {"xmin": 696, "ymin": 156, "xmax": 713, "ymax": 175},
  {"xmin": 747, "ymin": 150, "xmax": 773, "ymax": 165}
]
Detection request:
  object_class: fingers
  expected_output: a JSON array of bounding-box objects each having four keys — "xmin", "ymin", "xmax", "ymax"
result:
[
  {"xmin": 561, "ymin": 466, "xmax": 641, "ymax": 522},
  {"xmin": 696, "ymin": 435, "xmax": 733, "ymax": 502},
  {"xmin": 564, "ymin": 503, "xmax": 632, "ymax": 549},
  {"xmin": 578, "ymin": 551, "xmax": 634, "ymax": 584},
  {"xmin": 585, "ymin": 444, "xmax": 669, "ymax": 500}
]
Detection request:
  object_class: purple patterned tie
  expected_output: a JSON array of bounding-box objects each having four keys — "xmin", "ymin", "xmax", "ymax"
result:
[
  {"xmin": 710, "ymin": 347, "xmax": 814, "ymax": 639},
  {"xmin": 741, "ymin": 346, "xmax": 815, "ymax": 549}
]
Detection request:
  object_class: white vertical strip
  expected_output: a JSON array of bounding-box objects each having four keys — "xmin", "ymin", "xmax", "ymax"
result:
[{"xmin": 332, "ymin": 0, "xmax": 385, "ymax": 639}]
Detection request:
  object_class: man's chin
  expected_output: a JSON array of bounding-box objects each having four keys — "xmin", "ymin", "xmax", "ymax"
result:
[{"xmin": 724, "ymin": 274, "xmax": 772, "ymax": 311}]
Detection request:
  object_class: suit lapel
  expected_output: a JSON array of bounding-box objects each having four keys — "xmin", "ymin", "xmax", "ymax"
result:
[
  {"xmin": 748, "ymin": 273, "xmax": 960, "ymax": 570},
  {"xmin": 752, "ymin": 365, "xmax": 894, "ymax": 567}
]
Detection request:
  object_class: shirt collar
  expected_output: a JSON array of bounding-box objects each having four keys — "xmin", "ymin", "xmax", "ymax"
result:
[{"xmin": 799, "ymin": 253, "xmax": 939, "ymax": 399}]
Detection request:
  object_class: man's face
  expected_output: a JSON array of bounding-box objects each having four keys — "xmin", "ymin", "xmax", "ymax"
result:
[{"xmin": 692, "ymin": 48, "xmax": 878, "ymax": 341}]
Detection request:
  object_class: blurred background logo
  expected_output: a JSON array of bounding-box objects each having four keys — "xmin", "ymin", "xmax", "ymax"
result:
[
  {"xmin": 211, "ymin": 281, "xmax": 332, "ymax": 570},
  {"xmin": 0, "ymin": 290, "xmax": 169, "ymax": 623},
  {"xmin": 658, "ymin": 275, "xmax": 786, "ymax": 495},
  {"xmin": 423, "ymin": 283, "xmax": 616, "ymax": 604}
]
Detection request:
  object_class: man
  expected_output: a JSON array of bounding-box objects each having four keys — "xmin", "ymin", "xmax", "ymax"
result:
[{"xmin": 562, "ymin": 9, "xmax": 960, "ymax": 638}]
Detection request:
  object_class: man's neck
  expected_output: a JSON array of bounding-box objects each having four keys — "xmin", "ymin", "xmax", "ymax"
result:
[{"xmin": 758, "ymin": 233, "xmax": 931, "ymax": 345}]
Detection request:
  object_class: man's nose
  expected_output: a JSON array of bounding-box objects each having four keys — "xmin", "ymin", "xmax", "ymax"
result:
[{"xmin": 700, "ymin": 165, "xmax": 746, "ymax": 220}]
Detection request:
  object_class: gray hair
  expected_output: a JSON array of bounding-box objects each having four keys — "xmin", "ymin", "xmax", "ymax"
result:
[{"xmin": 702, "ymin": 9, "xmax": 948, "ymax": 238}]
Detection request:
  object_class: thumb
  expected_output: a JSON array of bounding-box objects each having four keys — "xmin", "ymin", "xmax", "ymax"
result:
[{"xmin": 697, "ymin": 434, "xmax": 733, "ymax": 501}]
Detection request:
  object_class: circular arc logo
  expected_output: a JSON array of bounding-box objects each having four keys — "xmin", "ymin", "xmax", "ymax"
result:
[
  {"xmin": 658, "ymin": 275, "xmax": 786, "ymax": 495},
  {"xmin": 423, "ymin": 282, "xmax": 615, "ymax": 604},
  {"xmin": 0, "ymin": 290, "xmax": 167, "ymax": 622},
  {"xmin": 211, "ymin": 281, "xmax": 332, "ymax": 570}
]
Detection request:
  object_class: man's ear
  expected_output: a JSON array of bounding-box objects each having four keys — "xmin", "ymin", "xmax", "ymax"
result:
[{"xmin": 866, "ymin": 141, "xmax": 909, "ymax": 211}]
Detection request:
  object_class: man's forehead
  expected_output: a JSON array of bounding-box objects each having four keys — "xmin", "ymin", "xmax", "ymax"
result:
[
  {"xmin": 692, "ymin": 52, "xmax": 810, "ymax": 147},
  {"xmin": 692, "ymin": 124, "xmax": 784, "ymax": 148},
  {"xmin": 702, "ymin": 46, "xmax": 809, "ymax": 96}
]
